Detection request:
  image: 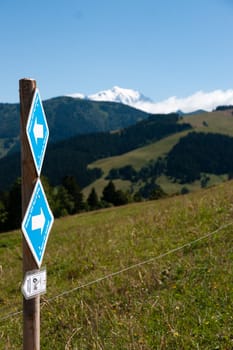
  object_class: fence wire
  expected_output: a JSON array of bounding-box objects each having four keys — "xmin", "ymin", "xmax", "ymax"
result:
[{"xmin": 0, "ymin": 221, "xmax": 232, "ymax": 324}]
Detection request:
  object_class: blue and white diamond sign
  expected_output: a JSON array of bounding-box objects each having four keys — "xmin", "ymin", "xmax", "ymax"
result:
[
  {"xmin": 26, "ymin": 88, "xmax": 49, "ymax": 176},
  {"xmin": 22, "ymin": 179, "xmax": 54, "ymax": 268}
]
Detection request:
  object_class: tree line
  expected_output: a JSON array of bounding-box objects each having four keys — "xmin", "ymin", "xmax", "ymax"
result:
[
  {"xmin": 166, "ymin": 132, "xmax": 233, "ymax": 183},
  {"xmin": 3, "ymin": 130, "xmax": 233, "ymax": 233},
  {"xmin": 0, "ymin": 175, "xmax": 166, "ymax": 233}
]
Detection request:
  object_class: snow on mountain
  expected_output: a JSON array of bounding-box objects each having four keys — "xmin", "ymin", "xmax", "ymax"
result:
[
  {"xmin": 88, "ymin": 86, "xmax": 152, "ymax": 105},
  {"xmin": 68, "ymin": 87, "xmax": 233, "ymax": 114},
  {"xmin": 68, "ymin": 86, "xmax": 151, "ymax": 106}
]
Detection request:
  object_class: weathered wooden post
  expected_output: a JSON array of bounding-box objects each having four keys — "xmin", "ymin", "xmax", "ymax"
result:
[
  {"xmin": 20, "ymin": 78, "xmax": 54, "ymax": 349},
  {"xmin": 20, "ymin": 78, "xmax": 40, "ymax": 349}
]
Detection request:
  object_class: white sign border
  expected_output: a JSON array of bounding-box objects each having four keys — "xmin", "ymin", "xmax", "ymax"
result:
[
  {"xmin": 21, "ymin": 178, "xmax": 54, "ymax": 268},
  {"xmin": 26, "ymin": 88, "xmax": 49, "ymax": 176}
]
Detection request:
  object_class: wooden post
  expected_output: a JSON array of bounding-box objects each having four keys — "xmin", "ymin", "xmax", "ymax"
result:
[{"xmin": 19, "ymin": 78, "xmax": 40, "ymax": 350}]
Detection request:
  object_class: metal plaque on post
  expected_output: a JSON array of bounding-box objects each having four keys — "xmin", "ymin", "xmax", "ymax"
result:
[{"xmin": 22, "ymin": 268, "xmax": 47, "ymax": 300}]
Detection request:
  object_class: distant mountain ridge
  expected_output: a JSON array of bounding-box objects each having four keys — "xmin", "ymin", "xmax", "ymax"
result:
[{"xmin": 0, "ymin": 97, "xmax": 151, "ymax": 159}]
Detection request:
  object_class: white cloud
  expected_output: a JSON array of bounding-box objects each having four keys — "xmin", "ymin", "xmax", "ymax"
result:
[
  {"xmin": 133, "ymin": 89, "xmax": 233, "ymax": 114},
  {"xmin": 68, "ymin": 88, "xmax": 233, "ymax": 114}
]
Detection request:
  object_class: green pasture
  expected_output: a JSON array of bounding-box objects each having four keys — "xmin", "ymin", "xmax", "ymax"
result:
[{"xmin": 0, "ymin": 180, "xmax": 233, "ymax": 349}]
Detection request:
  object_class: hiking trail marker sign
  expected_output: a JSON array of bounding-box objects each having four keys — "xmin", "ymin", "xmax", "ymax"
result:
[
  {"xmin": 21, "ymin": 179, "xmax": 54, "ymax": 268},
  {"xmin": 26, "ymin": 88, "xmax": 49, "ymax": 176},
  {"xmin": 20, "ymin": 80, "xmax": 53, "ymax": 350}
]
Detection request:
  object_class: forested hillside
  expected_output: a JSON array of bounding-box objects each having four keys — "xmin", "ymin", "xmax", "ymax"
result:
[
  {"xmin": 166, "ymin": 132, "xmax": 233, "ymax": 182},
  {"xmin": 0, "ymin": 113, "xmax": 190, "ymax": 190},
  {"xmin": 0, "ymin": 113, "xmax": 191, "ymax": 232}
]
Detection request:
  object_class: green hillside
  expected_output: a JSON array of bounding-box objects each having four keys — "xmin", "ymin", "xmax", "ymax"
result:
[
  {"xmin": 86, "ymin": 130, "xmax": 189, "ymax": 196},
  {"xmin": 0, "ymin": 181, "xmax": 233, "ymax": 348},
  {"xmin": 85, "ymin": 109, "xmax": 233, "ymax": 197},
  {"xmin": 181, "ymin": 109, "xmax": 233, "ymax": 136}
]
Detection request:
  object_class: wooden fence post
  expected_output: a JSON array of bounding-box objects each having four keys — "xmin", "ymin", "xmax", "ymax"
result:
[{"xmin": 19, "ymin": 78, "xmax": 40, "ymax": 350}]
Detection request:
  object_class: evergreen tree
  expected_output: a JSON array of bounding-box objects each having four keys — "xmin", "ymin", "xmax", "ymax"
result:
[
  {"xmin": 0, "ymin": 200, "xmax": 8, "ymax": 231},
  {"xmin": 52, "ymin": 186, "xmax": 75, "ymax": 217},
  {"xmin": 62, "ymin": 175, "xmax": 84, "ymax": 213},
  {"xmin": 87, "ymin": 187, "xmax": 99, "ymax": 210},
  {"xmin": 139, "ymin": 180, "xmax": 165, "ymax": 200},
  {"xmin": 114, "ymin": 190, "xmax": 129, "ymax": 206},
  {"xmin": 102, "ymin": 180, "xmax": 116, "ymax": 205},
  {"xmin": 5, "ymin": 178, "xmax": 21, "ymax": 230},
  {"xmin": 41, "ymin": 176, "xmax": 56, "ymax": 212},
  {"xmin": 133, "ymin": 191, "xmax": 143, "ymax": 202},
  {"xmin": 149, "ymin": 185, "xmax": 166, "ymax": 200},
  {"xmin": 102, "ymin": 181, "xmax": 130, "ymax": 206}
]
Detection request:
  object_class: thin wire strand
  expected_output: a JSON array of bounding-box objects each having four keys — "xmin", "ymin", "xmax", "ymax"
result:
[
  {"xmin": 0, "ymin": 310, "xmax": 22, "ymax": 323},
  {"xmin": 45, "ymin": 221, "xmax": 232, "ymax": 303},
  {"xmin": 0, "ymin": 221, "xmax": 232, "ymax": 323}
]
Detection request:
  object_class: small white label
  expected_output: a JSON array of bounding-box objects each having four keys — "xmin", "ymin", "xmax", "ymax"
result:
[{"xmin": 22, "ymin": 267, "xmax": 46, "ymax": 300}]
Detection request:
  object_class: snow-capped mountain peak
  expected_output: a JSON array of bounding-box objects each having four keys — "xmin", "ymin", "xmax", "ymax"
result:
[
  {"xmin": 68, "ymin": 86, "xmax": 152, "ymax": 107},
  {"xmin": 88, "ymin": 86, "xmax": 152, "ymax": 105}
]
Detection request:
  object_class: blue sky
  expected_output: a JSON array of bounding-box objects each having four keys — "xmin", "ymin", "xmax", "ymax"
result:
[{"xmin": 1, "ymin": 0, "xmax": 233, "ymax": 105}]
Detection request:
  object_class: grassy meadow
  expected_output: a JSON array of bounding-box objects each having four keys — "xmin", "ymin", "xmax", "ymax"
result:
[
  {"xmin": 181, "ymin": 110, "xmax": 233, "ymax": 136},
  {"xmin": 0, "ymin": 180, "xmax": 233, "ymax": 349}
]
